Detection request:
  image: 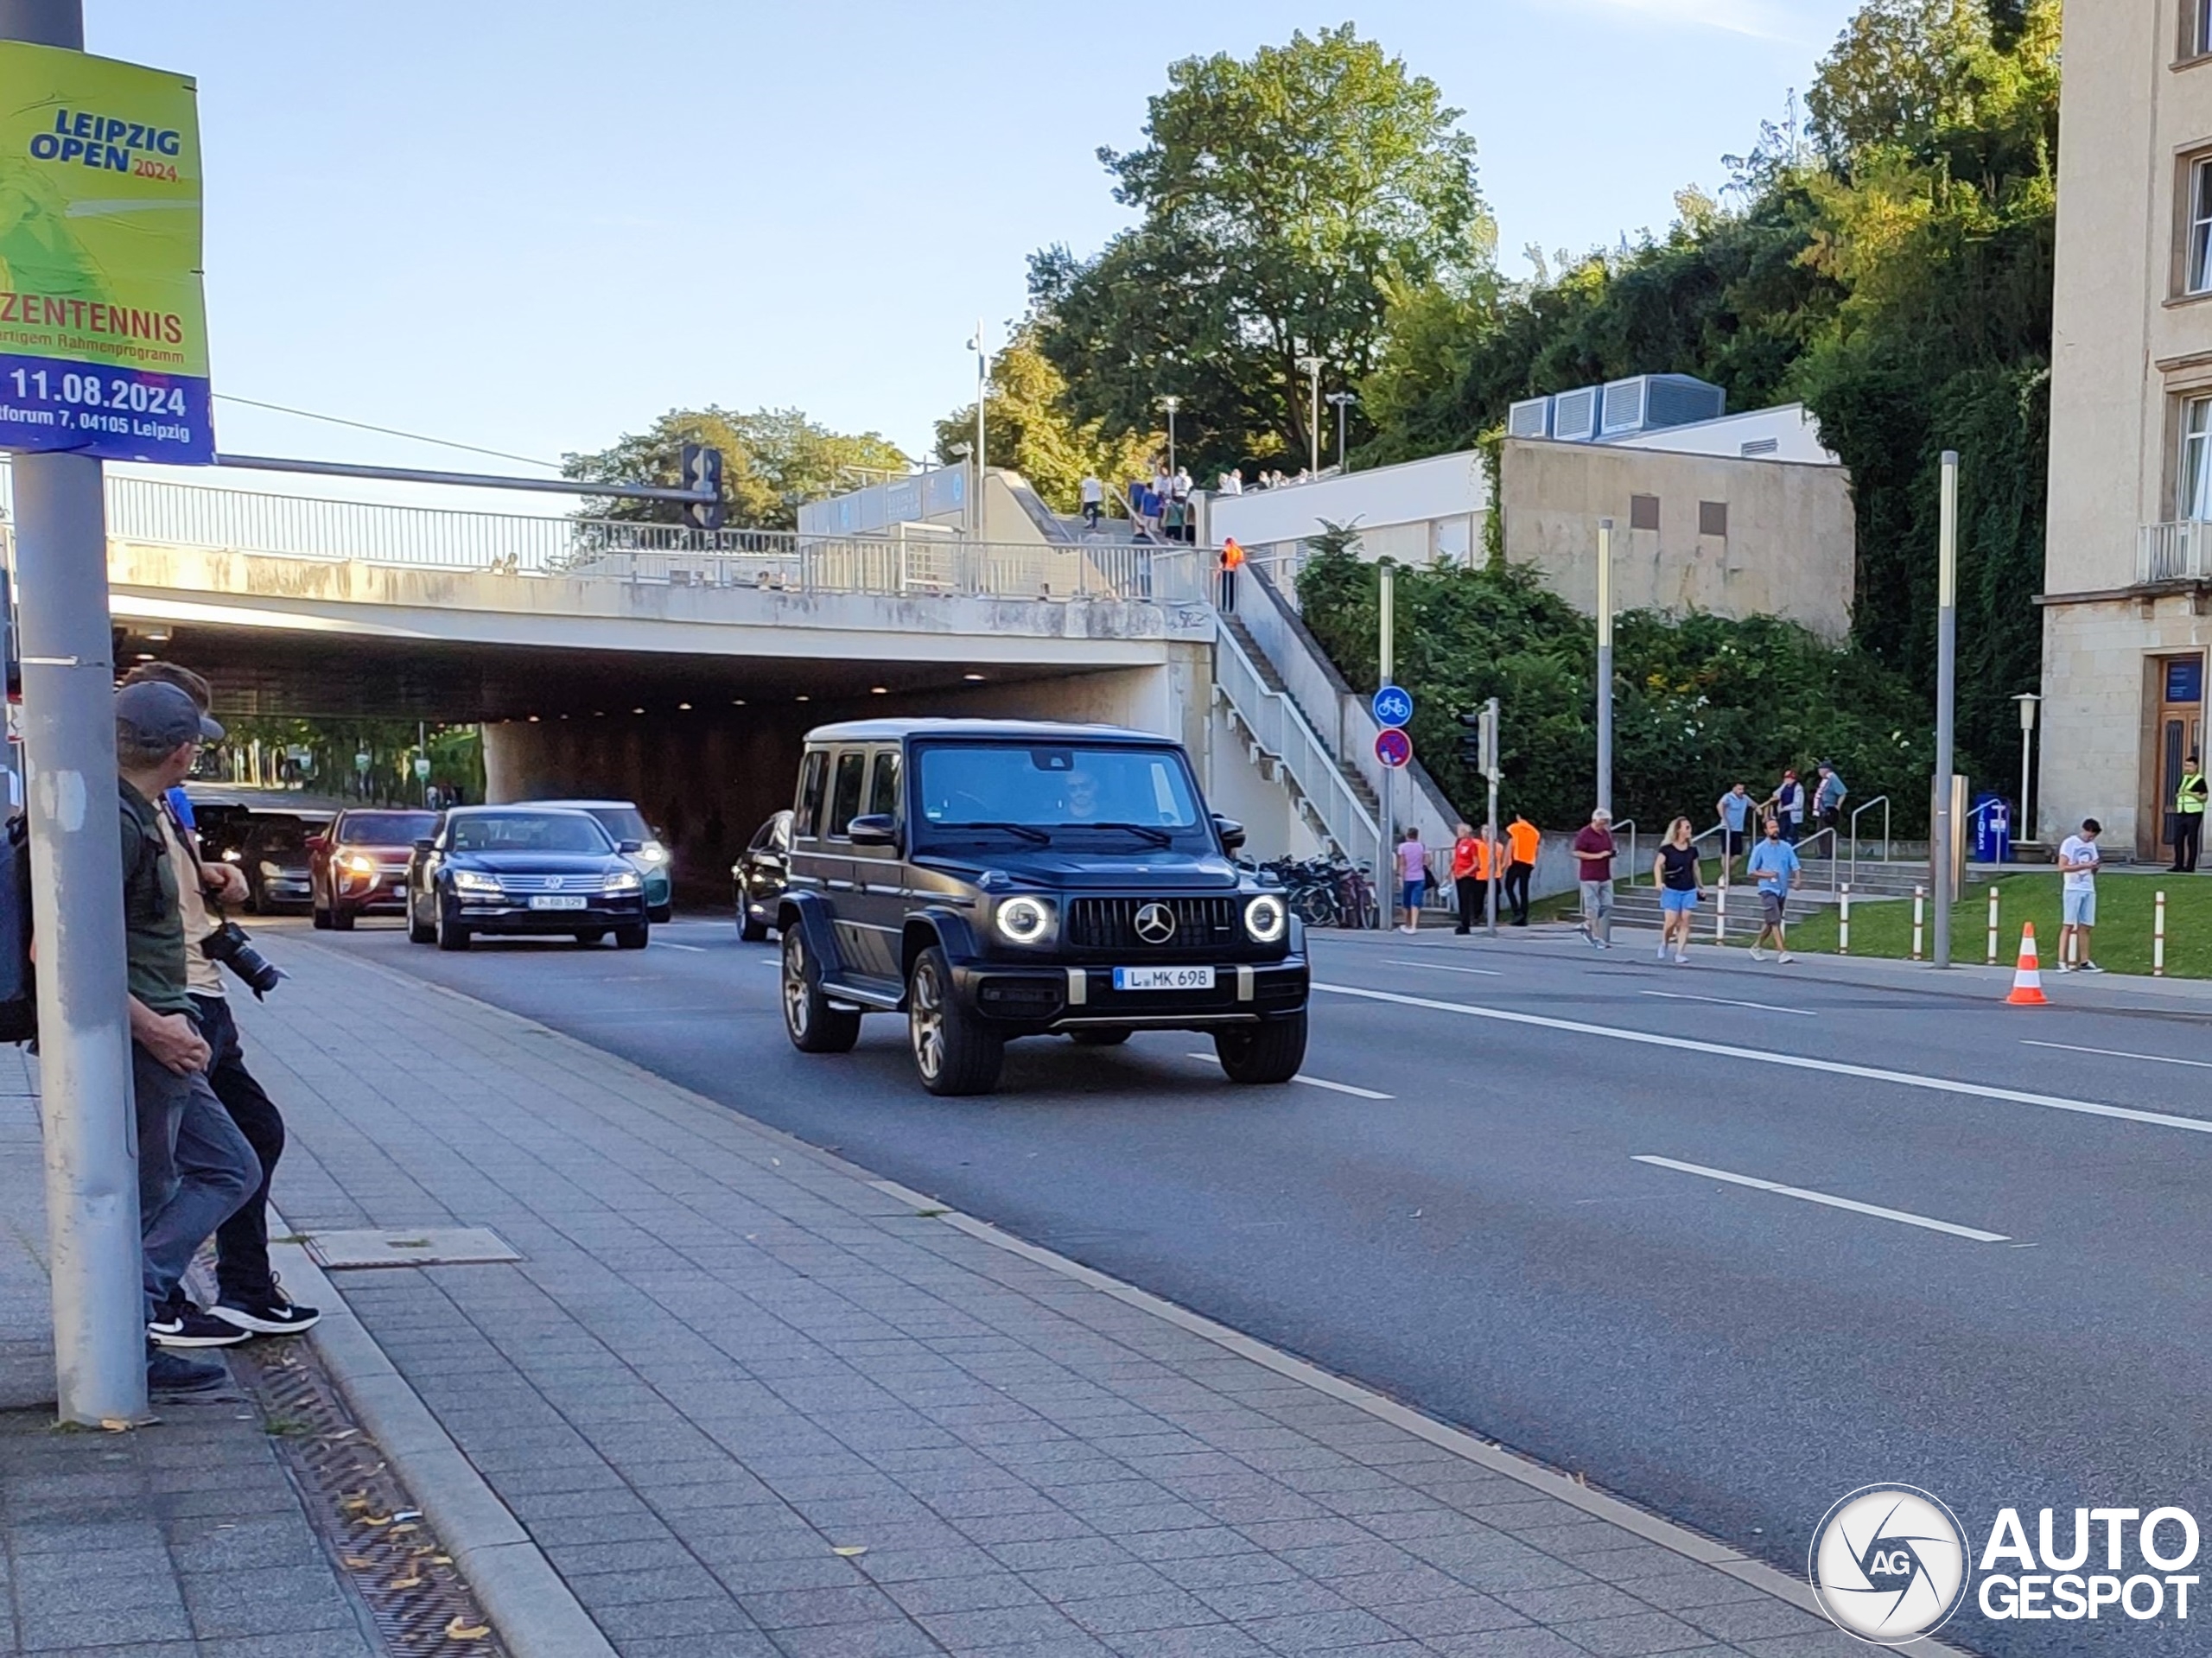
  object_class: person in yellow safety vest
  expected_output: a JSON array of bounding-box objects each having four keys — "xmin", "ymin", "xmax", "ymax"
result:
[
  {"xmin": 2174, "ymin": 753, "xmax": 2209, "ymax": 874},
  {"xmin": 1218, "ymin": 537, "xmax": 1245, "ymax": 613}
]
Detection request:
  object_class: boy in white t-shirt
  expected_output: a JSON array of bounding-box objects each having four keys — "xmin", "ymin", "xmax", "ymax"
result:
[{"xmin": 2057, "ymin": 817, "xmax": 2102, "ymax": 973}]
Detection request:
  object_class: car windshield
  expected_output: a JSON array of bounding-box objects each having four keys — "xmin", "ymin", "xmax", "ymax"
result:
[
  {"xmin": 449, "ymin": 812, "xmax": 613, "ymax": 854},
  {"xmin": 342, "ymin": 811, "xmax": 437, "ymax": 845},
  {"xmin": 916, "ymin": 743, "xmax": 1205, "ymax": 839},
  {"xmin": 249, "ymin": 822, "xmax": 307, "ymax": 854},
  {"xmin": 580, "ymin": 805, "xmax": 652, "ymax": 844}
]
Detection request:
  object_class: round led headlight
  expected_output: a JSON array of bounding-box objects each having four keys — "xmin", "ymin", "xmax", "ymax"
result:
[
  {"xmin": 1244, "ymin": 893, "xmax": 1287, "ymax": 943},
  {"xmin": 995, "ymin": 895, "xmax": 1052, "ymax": 944}
]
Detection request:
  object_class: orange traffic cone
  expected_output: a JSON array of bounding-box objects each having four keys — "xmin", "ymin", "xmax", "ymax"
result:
[{"xmin": 2005, "ymin": 923, "xmax": 2047, "ymax": 1006}]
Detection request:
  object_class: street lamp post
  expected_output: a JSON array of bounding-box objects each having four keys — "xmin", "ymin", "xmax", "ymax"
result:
[
  {"xmin": 2014, "ymin": 692, "xmax": 2041, "ymax": 843},
  {"xmin": 1159, "ymin": 395, "xmax": 1179, "ymax": 477},
  {"xmin": 1595, "ymin": 517, "xmax": 1614, "ymax": 816},
  {"xmin": 1932, "ymin": 450, "xmax": 1961, "ymax": 969},
  {"xmin": 1327, "ymin": 391, "xmax": 1357, "ymax": 470},
  {"xmin": 1295, "ymin": 355, "xmax": 1324, "ymax": 474},
  {"xmin": 968, "ymin": 320, "xmax": 988, "ymax": 543}
]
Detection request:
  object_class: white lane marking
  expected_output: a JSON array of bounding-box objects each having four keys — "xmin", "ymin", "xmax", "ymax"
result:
[
  {"xmin": 1643, "ymin": 990, "xmax": 1814, "ymax": 1018},
  {"xmin": 1634, "ymin": 1155, "xmax": 2009, "ymax": 1242},
  {"xmin": 1387, "ymin": 958, "xmax": 1504, "ymax": 976},
  {"xmin": 660, "ymin": 942, "xmax": 706, "ymax": 953},
  {"xmin": 2023, "ymin": 1039, "xmax": 2212, "ymax": 1071},
  {"xmin": 1184, "ymin": 1053, "xmax": 1393, "ymax": 1101},
  {"xmin": 1313, "ymin": 981, "xmax": 2212, "ymax": 1138}
]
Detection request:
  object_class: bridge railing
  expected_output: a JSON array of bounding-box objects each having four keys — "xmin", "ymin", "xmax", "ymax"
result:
[{"xmin": 0, "ymin": 464, "xmax": 1198, "ymax": 605}]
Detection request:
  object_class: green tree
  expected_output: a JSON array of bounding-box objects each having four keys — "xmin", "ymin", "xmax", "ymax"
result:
[
  {"xmin": 931, "ymin": 331, "xmax": 1161, "ymax": 513},
  {"xmin": 563, "ymin": 408, "xmax": 908, "ymax": 530},
  {"xmin": 1030, "ymin": 24, "xmax": 1487, "ymax": 480}
]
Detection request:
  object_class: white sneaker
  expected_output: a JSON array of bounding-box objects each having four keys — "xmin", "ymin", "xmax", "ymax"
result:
[
  {"xmin": 1777, "ymin": 952, "xmax": 1795, "ymax": 964},
  {"xmin": 1656, "ymin": 944, "xmax": 1670, "ymax": 961},
  {"xmin": 1749, "ymin": 948, "xmax": 1768, "ymax": 962},
  {"xmin": 1674, "ymin": 952, "xmax": 1689, "ymax": 965}
]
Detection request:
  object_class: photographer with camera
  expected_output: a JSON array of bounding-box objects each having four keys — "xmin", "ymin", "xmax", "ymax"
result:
[
  {"xmin": 116, "ymin": 681, "xmax": 262, "ymax": 1392},
  {"xmin": 121, "ymin": 664, "xmax": 317, "ymax": 1350}
]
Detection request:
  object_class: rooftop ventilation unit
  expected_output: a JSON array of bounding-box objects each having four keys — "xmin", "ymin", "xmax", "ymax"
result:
[
  {"xmin": 1551, "ymin": 385, "xmax": 1601, "ymax": 443},
  {"xmin": 1599, "ymin": 374, "xmax": 1726, "ymax": 439},
  {"xmin": 1507, "ymin": 396, "xmax": 1552, "ymax": 440}
]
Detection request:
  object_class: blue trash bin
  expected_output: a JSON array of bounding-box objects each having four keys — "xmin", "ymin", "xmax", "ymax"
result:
[{"xmin": 1973, "ymin": 793, "xmax": 2012, "ymax": 864}]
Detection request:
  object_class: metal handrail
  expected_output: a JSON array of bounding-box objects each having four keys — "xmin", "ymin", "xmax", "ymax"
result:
[
  {"xmin": 1212, "ymin": 620, "xmax": 1381, "ymax": 865},
  {"xmin": 1796, "ymin": 825, "xmax": 1840, "ymax": 893},
  {"xmin": 1847, "ymin": 795, "xmax": 1891, "ymax": 887},
  {"xmin": 1611, "ymin": 818, "xmax": 1638, "ymax": 886}
]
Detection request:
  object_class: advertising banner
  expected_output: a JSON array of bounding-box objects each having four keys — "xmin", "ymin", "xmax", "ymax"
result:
[{"xmin": 0, "ymin": 41, "xmax": 210, "ymax": 464}]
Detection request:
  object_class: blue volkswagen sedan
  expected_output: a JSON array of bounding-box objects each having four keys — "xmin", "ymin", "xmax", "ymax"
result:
[{"xmin": 406, "ymin": 807, "xmax": 650, "ymax": 952}]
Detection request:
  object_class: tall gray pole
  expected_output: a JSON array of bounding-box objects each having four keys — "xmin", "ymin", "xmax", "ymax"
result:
[
  {"xmin": 1595, "ymin": 518, "xmax": 1614, "ymax": 816},
  {"xmin": 5, "ymin": 0, "xmax": 145, "ymax": 1429},
  {"xmin": 1377, "ymin": 562, "xmax": 1395, "ymax": 931},
  {"xmin": 1931, "ymin": 451, "xmax": 1960, "ymax": 969},
  {"xmin": 1484, "ymin": 697, "xmax": 1500, "ymax": 940},
  {"xmin": 973, "ymin": 319, "xmax": 988, "ymax": 546}
]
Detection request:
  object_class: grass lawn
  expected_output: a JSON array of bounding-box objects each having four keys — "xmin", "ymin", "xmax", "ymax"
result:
[{"xmin": 1742, "ymin": 872, "xmax": 2212, "ymax": 979}]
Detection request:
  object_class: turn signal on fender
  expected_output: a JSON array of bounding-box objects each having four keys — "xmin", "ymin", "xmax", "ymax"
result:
[{"xmin": 2005, "ymin": 923, "xmax": 2047, "ymax": 1007}]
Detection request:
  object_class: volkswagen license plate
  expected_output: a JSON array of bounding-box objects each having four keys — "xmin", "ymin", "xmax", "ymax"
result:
[
  {"xmin": 1112, "ymin": 965, "xmax": 1214, "ymax": 992},
  {"xmin": 528, "ymin": 894, "xmax": 588, "ymax": 911}
]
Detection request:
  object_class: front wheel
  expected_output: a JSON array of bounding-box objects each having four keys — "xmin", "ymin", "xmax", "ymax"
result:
[
  {"xmin": 739, "ymin": 904, "xmax": 769, "ymax": 943},
  {"xmin": 435, "ymin": 901, "xmax": 471, "ymax": 952},
  {"xmin": 407, "ymin": 893, "xmax": 435, "ymax": 945},
  {"xmin": 1213, "ymin": 1013, "xmax": 1306, "ymax": 1084},
  {"xmin": 614, "ymin": 924, "xmax": 650, "ymax": 950},
  {"xmin": 907, "ymin": 947, "xmax": 1003, "ymax": 1096},
  {"xmin": 311, "ymin": 887, "xmax": 333, "ymax": 931},
  {"xmin": 782, "ymin": 927, "xmax": 861, "ymax": 1053}
]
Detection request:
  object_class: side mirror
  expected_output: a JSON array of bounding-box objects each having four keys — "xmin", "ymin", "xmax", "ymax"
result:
[
  {"xmin": 1213, "ymin": 815, "xmax": 1247, "ymax": 852},
  {"xmin": 305, "ymin": 835, "xmax": 328, "ymax": 854},
  {"xmin": 617, "ymin": 838, "xmax": 644, "ymax": 854},
  {"xmin": 847, "ymin": 814, "xmax": 899, "ymax": 848},
  {"xmin": 412, "ymin": 837, "xmax": 435, "ymax": 854}
]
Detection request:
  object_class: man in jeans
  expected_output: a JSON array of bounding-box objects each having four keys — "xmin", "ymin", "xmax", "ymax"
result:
[
  {"xmin": 123, "ymin": 664, "xmax": 319, "ymax": 1344},
  {"xmin": 1573, "ymin": 808, "xmax": 1617, "ymax": 949},
  {"xmin": 116, "ymin": 682, "xmax": 261, "ymax": 1394}
]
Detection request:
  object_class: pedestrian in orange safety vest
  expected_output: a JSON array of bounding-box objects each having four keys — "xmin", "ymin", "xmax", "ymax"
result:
[
  {"xmin": 1503, "ymin": 812, "xmax": 1541, "ymax": 927},
  {"xmin": 1452, "ymin": 822, "xmax": 1493, "ymax": 934},
  {"xmin": 1219, "ymin": 537, "xmax": 1245, "ymax": 613}
]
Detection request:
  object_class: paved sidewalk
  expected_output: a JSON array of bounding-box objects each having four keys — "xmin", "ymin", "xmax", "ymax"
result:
[
  {"xmin": 234, "ymin": 935, "xmax": 1860, "ymax": 1658},
  {"xmin": 0, "ymin": 1050, "xmax": 382, "ymax": 1658}
]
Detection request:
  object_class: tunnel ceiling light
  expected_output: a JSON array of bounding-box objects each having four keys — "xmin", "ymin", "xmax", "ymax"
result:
[
  {"xmin": 631, "ymin": 707, "xmax": 645, "ymax": 715},
  {"xmin": 528, "ymin": 715, "xmax": 540, "ymax": 722},
  {"xmin": 731, "ymin": 699, "xmax": 746, "ymax": 707},
  {"xmin": 870, "ymin": 686, "xmax": 888, "ymax": 695},
  {"xmin": 964, "ymin": 673, "xmax": 987, "ymax": 682},
  {"xmin": 678, "ymin": 702, "xmax": 692, "ymax": 710},
  {"xmin": 134, "ymin": 651, "xmax": 156, "ymax": 661}
]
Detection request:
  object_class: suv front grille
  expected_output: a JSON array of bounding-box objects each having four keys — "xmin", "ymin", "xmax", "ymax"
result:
[{"xmin": 1067, "ymin": 896, "xmax": 1239, "ymax": 952}]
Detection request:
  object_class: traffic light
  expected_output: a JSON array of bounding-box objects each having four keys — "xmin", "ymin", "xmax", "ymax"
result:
[
  {"xmin": 680, "ymin": 443, "xmax": 726, "ymax": 531},
  {"xmin": 1458, "ymin": 708, "xmax": 1484, "ymax": 770}
]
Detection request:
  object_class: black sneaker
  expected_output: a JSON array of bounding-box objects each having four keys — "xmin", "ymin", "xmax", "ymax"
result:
[
  {"xmin": 149, "ymin": 1299, "xmax": 251, "ymax": 1349},
  {"xmin": 212, "ymin": 1286, "xmax": 320, "ymax": 1337},
  {"xmin": 147, "ymin": 1348, "xmax": 229, "ymax": 1393}
]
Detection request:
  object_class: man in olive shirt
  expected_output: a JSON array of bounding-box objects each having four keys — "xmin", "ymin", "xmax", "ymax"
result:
[{"xmin": 117, "ymin": 682, "xmax": 260, "ymax": 1394}]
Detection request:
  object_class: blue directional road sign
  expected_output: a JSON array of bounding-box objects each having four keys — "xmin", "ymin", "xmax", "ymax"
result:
[{"xmin": 1372, "ymin": 685, "xmax": 1414, "ymax": 728}]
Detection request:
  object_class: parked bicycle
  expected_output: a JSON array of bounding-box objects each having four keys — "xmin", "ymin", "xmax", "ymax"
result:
[{"xmin": 1251, "ymin": 855, "xmax": 1377, "ymax": 931}]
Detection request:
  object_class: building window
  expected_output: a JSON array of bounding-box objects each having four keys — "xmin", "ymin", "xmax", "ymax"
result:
[
  {"xmin": 1699, "ymin": 500, "xmax": 1729, "ymax": 538},
  {"xmin": 2189, "ymin": 158, "xmax": 2212, "ymax": 294},
  {"xmin": 2190, "ymin": 0, "xmax": 2212, "ymax": 60},
  {"xmin": 1629, "ymin": 494, "xmax": 1660, "ymax": 531},
  {"xmin": 2183, "ymin": 396, "xmax": 2212, "ymax": 518}
]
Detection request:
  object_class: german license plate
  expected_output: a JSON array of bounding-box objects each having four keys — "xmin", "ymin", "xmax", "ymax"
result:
[
  {"xmin": 1113, "ymin": 965, "xmax": 1214, "ymax": 992},
  {"xmin": 528, "ymin": 894, "xmax": 588, "ymax": 911}
]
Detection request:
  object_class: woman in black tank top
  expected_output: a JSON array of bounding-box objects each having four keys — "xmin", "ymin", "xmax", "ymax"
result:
[{"xmin": 1651, "ymin": 816, "xmax": 1704, "ymax": 964}]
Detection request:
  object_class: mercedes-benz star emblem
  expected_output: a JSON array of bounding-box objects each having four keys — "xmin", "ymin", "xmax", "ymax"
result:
[{"xmin": 1134, "ymin": 903, "xmax": 1177, "ymax": 944}]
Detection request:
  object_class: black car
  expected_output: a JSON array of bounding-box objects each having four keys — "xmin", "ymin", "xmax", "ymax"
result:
[
  {"xmin": 238, "ymin": 816, "xmax": 321, "ymax": 914},
  {"xmin": 774, "ymin": 719, "xmax": 1308, "ymax": 1096},
  {"xmin": 734, "ymin": 810, "xmax": 791, "ymax": 941},
  {"xmin": 406, "ymin": 806, "xmax": 651, "ymax": 951}
]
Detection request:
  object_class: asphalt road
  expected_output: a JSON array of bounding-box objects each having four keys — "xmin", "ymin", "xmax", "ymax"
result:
[{"xmin": 270, "ymin": 908, "xmax": 2212, "ymax": 1658}]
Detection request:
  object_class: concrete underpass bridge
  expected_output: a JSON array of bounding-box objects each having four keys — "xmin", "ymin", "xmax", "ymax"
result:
[{"xmin": 2, "ymin": 467, "xmax": 1446, "ymax": 888}]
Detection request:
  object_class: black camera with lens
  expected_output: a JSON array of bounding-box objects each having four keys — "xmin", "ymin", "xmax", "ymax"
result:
[{"xmin": 201, "ymin": 917, "xmax": 283, "ymax": 999}]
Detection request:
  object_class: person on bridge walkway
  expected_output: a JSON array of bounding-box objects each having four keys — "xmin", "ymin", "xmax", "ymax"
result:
[
  {"xmin": 2172, "ymin": 756, "xmax": 2206, "ymax": 874},
  {"xmin": 1080, "ymin": 473, "xmax": 1103, "ymax": 530},
  {"xmin": 1504, "ymin": 812, "xmax": 1540, "ymax": 926},
  {"xmin": 1745, "ymin": 816, "xmax": 1802, "ymax": 963},
  {"xmin": 1654, "ymin": 817, "xmax": 1703, "ymax": 965},
  {"xmin": 1573, "ymin": 809, "xmax": 1616, "ymax": 949},
  {"xmin": 1217, "ymin": 537, "xmax": 1245, "ymax": 613}
]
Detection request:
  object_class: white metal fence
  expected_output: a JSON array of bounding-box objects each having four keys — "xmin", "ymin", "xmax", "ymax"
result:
[
  {"xmin": 2140, "ymin": 520, "xmax": 2212, "ymax": 584},
  {"xmin": 0, "ymin": 463, "xmax": 1199, "ymax": 605},
  {"xmin": 1214, "ymin": 620, "xmax": 1381, "ymax": 864}
]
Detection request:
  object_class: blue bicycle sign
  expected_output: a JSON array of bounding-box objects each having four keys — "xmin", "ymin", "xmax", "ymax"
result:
[{"xmin": 1372, "ymin": 685, "xmax": 1414, "ymax": 728}]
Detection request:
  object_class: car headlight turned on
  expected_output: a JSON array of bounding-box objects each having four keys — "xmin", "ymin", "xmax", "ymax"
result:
[
  {"xmin": 338, "ymin": 853, "xmax": 377, "ymax": 876},
  {"xmin": 995, "ymin": 894, "xmax": 1052, "ymax": 945},
  {"xmin": 453, "ymin": 870, "xmax": 501, "ymax": 894},
  {"xmin": 635, "ymin": 842, "xmax": 670, "ymax": 866},
  {"xmin": 1244, "ymin": 893, "xmax": 1287, "ymax": 943},
  {"xmin": 604, "ymin": 868, "xmax": 643, "ymax": 893}
]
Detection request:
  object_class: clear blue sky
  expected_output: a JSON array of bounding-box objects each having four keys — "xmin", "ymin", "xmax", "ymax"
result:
[{"xmin": 92, "ymin": 0, "xmax": 1863, "ymax": 489}]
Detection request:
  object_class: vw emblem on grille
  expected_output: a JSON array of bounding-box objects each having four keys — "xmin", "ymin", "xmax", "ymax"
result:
[
  {"xmin": 545, "ymin": 876, "xmax": 563, "ymax": 891},
  {"xmin": 1134, "ymin": 903, "xmax": 1177, "ymax": 944}
]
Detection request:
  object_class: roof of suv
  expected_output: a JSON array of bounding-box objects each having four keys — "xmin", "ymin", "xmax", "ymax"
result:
[{"xmin": 805, "ymin": 718, "xmax": 1177, "ymax": 745}]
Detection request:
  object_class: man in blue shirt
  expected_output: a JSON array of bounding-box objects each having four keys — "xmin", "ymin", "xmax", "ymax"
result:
[
  {"xmin": 1745, "ymin": 815, "xmax": 1803, "ymax": 963},
  {"xmin": 1715, "ymin": 782, "xmax": 1752, "ymax": 871}
]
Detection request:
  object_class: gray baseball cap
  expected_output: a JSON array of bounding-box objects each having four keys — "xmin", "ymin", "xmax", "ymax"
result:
[{"xmin": 115, "ymin": 679, "xmax": 223, "ymax": 749}]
